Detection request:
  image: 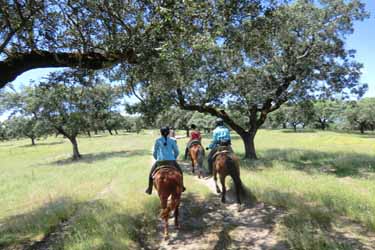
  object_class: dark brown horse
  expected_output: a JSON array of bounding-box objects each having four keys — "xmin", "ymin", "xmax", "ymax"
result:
[
  {"xmin": 213, "ymin": 150, "xmax": 243, "ymax": 204},
  {"xmin": 153, "ymin": 167, "xmax": 183, "ymax": 239},
  {"xmin": 188, "ymin": 143, "xmax": 205, "ymax": 178}
]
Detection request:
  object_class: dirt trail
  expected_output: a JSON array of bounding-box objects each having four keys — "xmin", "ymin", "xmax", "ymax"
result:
[{"xmin": 154, "ymin": 162, "xmax": 289, "ymax": 250}]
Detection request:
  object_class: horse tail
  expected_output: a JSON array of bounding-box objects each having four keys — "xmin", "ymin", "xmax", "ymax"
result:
[
  {"xmin": 160, "ymin": 171, "xmax": 181, "ymax": 220},
  {"xmin": 226, "ymin": 156, "xmax": 243, "ymax": 201}
]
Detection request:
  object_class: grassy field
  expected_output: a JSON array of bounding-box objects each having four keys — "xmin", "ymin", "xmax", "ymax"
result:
[{"xmin": 1, "ymin": 130, "xmax": 375, "ymax": 249}]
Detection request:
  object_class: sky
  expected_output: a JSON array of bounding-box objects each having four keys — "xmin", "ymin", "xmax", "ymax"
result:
[{"xmin": 1, "ymin": 0, "xmax": 375, "ymax": 120}]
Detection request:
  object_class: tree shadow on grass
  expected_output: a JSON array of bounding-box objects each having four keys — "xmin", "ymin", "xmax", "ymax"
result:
[
  {"xmin": 47, "ymin": 149, "xmax": 150, "ymax": 166},
  {"xmin": 241, "ymin": 148, "xmax": 375, "ymax": 178},
  {"xmin": 0, "ymin": 196, "xmax": 161, "ymax": 250},
  {"xmin": 280, "ymin": 129, "xmax": 317, "ymax": 133},
  {"xmin": 254, "ymin": 188, "xmax": 375, "ymax": 250},
  {"xmin": 19, "ymin": 141, "xmax": 65, "ymax": 148}
]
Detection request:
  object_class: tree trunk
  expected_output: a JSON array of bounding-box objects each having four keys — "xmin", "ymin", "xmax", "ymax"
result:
[
  {"xmin": 31, "ymin": 137, "xmax": 36, "ymax": 146},
  {"xmin": 115, "ymin": 129, "xmax": 118, "ymax": 135},
  {"xmin": 186, "ymin": 128, "xmax": 190, "ymax": 137},
  {"xmin": 240, "ymin": 131, "xmax": 257, "ymax": 159},
  {"xmin": 360, "ymin": 124, "xmax": 365, "ymax": 134},
  {"xmin": 107, "ymin": 129, "xmax": 113, "ymax": 135},
  {"xmin": 87, "ymin": 131, "xmax": 91, "ymax": 137},
  {"xmin": 94, "ymin": 129, "xmax": 98, "ymax": 135},
  {"xmin": 282, "ymin": 123, "xmax": 286, "ymax": 129},
  {"xmin": 69, "ymin": 136, "xmax": 81, "ymax": 160},
  {"xmin": 293, "ymin": 124, "xmax": 297, "ymax": 132}
]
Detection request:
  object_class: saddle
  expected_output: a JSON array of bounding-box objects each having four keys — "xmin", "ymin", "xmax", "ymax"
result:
[
  {"xmin": 152, "ymin": 161, "xmax": 179, "ymax": 178},
  {"xmin": 212, "ymin": 145, "xmax": 233, "ymax": 160},
  {"xmin": 188, "ymin": 139, "xmax": 201, "ymax": 148}
]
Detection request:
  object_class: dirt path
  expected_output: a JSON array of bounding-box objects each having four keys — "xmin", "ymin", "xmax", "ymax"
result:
[{"xmin": 154, "ymin": 162, "xmax": 289, "ymax": 250}]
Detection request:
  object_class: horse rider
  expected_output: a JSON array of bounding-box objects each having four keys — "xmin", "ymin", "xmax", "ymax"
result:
[
  {"xmin": 145, "ymin": 126, "xmax": 186, "ymax": 195},
  {"xmin": 184, "ymin": 124, "xmax": 202, "ymax": 160},
  {"xmin": 206, "ymin": 118, "xmax": 232, "ymax": 175}
]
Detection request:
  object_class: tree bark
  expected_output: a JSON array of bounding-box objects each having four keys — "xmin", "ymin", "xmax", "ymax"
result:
[
  {"xmin": 0, "ymin": 49, "xmax": 137, "ymax": 89},
  {"xmin": 114, "ymin": 129, "xmax": 118, "ymax": 135},
  {"xmin": 240, "ymin": 131, "xmax": 257, "ymax": 159},
  {"xmin": 107, "ymin": 129, "xmax": 113, "ymax": 135},
  {"xmin": 186, "ymin": 128, "xmax": 190, "ymax": 137},
  {"xmin": 31, "ymin": 137, "xmax": 35, "ymax": 146},
  {"xmin": 68, "ymin": 136, "xmax": 81, "ymax": 160},
  {"xmin": 360, "ymin": 124, "xmax": 365, "ymax": 134},
  {"xmin": 87, "ymin": 131, "xmax": 91, "ymax": 137},
  {"xmin": 293, "ymin": 124, "xmax": 297, "ymax": 132}
]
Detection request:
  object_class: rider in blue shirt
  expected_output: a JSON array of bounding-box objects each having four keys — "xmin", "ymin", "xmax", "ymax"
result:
[
  {"xmin": 206, "ymin": 118, "xmax": 232, "ymax": 174},
  {"xmin": 145, "ymin": 126, "xmax": 186, "ymax": 195}
]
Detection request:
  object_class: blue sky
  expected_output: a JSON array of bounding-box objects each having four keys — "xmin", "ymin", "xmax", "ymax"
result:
[{"xmin": 3, "ymin": 0, "xmax": 375, "ymax": 96}]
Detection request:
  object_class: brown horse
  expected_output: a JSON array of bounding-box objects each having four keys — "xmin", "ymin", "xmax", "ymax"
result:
[
  {"xmin": 213, "ymin": 150, "xmax": 243, "ymax": 204},
  {"xmin": 153, "ymin": 167, "xmax": 183, "ymax": 239},
  {"xmin": 188, "ymin": 143, "xmax": 205, "ymax": 178}
]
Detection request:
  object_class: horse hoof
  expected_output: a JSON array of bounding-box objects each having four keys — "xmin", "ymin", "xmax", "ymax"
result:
[{"xmin": 216, "ymin": 189, "xmax": 221, "ymax": 194}]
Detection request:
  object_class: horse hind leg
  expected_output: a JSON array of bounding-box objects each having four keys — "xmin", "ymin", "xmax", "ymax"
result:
[
  {"xmin": 172, "ymin": 193, "xmax": 181, "ymax": 229},
  {"xmin": 197, "ymin": 163, "xmax": 202, "ymax": 179},
  {"xmin": 191, "ymin": 156, "xmax": 195, "ymax": 174},
  {"xmin": 220, "ymin": 175, "xmax": 226, "ymax": 203},
  {"xmin": 214, "ymin": 169, "xmax": 221, "ymax": 194},
  {"xmin": 160, "ymin": 195, "xmax": 170, "ymax": 239}
]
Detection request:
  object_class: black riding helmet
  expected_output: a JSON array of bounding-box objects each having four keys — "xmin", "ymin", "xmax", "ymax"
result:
[
  {"xmin": 160, "ymin": 126, "xmax": 170, "ymax": 146},
  {"xmin": 215, "ymin": 118, "xmax": 224, "ymax": 127},
  {"xmin": 160, "ymin": 126, "xmax": 170, "ymax": 136}
]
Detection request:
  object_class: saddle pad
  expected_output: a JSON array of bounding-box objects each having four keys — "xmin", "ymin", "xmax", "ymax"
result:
[
  {"xmin": 189, "ymin": 140, "xmax": 201, "ymax": 148},
  {"xmin": 152, "ymin": 165, "xmax": 178, "ymax": 179},
  {"xmin": 212, "ymin": 150, "xmax": 232, "ymax": 160}
]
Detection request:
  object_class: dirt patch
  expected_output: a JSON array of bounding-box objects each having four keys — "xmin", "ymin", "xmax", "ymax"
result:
[{"xmin": 151, "ymin": 162, "xmax": 288, "ymax": 250}]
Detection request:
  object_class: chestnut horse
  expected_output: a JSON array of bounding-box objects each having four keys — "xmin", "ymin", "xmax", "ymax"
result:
[
  {"xmin": 153, "ymin": 167, "xmax": 183, "ymax": 239},
  {"xmin": 188, "ymin": 144, "xmax": 205, "ymax": 178},
  {"xmin": 213, "ymin": 150, "xmax": 243, "ymax": 204}
]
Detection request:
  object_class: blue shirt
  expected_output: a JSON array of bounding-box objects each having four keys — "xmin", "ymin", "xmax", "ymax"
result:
[
  {"xmin": 208, "ymin": 126, "xmax": 231, "ymax": 149},
  {"xmin": 153, "ymin": 136, "xmax": 179, "ymax": 161}
]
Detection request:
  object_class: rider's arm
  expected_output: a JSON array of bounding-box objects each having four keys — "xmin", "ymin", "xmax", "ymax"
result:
[
  {"xmin": 153, "ymin": 140, "xmax": 158, "ymax": 160},
  {"xmin": 208, "ymin": 130, "xmax": 218, "ymax": 149},
  {"xmin": 172, "ymin": 140, "xmax": 179, "ymax": 159}
]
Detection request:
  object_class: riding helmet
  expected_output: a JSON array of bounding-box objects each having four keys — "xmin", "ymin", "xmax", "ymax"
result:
[
  {"xmin": 160, "ymin": 126, "xmax": 170, "ymax": 136},
  {"xmin": 215, "ymin": 118, "xmax": 224, "ymax": 127}
]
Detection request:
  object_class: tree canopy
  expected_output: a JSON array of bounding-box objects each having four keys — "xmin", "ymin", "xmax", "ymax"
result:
[{"xmin": 125, "ymin": 0, "xmax": 368, "ymax": 158}]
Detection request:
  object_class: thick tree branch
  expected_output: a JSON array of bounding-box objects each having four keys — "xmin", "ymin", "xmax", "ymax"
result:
[
  {"xmin": 176, "ymin": 88, "xmax": 246, "ymax": 135},
  {"xmin": 0, "ymin": 49, "xmax": 137, "ymax": 89}
]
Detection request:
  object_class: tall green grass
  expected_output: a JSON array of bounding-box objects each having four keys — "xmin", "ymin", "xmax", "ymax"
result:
[{"xmin": 1, "ymin": 129, "xmax": 375, "ymax": 250}]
